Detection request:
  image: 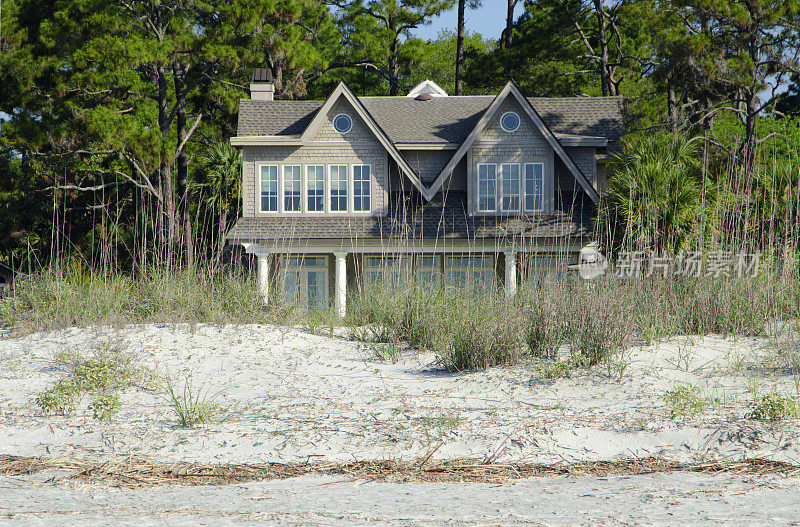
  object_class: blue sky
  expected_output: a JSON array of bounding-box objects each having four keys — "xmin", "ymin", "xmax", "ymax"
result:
[{"xmin": 413, "ymin": 2, "xmax": 508, "ymax": 41}]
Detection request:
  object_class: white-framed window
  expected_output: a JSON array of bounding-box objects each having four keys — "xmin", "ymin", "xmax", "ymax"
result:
[
  {"xmin": 306, "ymin": 165, "xmax": 325, "ymax": 212},
  {"xmin": 415, "ymin": 255, "xmax": 441, "ymax": 285},
  {"xmin": 333, "ymin": 114, "xmax": 353, "ymax": 134},
  {"xmin": 446, "ymin": 255, "xmax": 495, "ymax": 294},
  {"xmin": 283, "ymin": 165, "xmax": 302, "ymax": 212},
  {"xmin": 500, "ymin": 163, "xmax": 521, "ymax": 212},
  {"xmin": 524, "ymin": 163, "xmax": 544, "ymax": 212},
  {"xmin": 281, "ymin": 256, "xmax": 328, "ymax": 309},
  {"xmin": 329, "ymin": 165, "xmax": 348, "ymax": 212},
  {"xmin": 363, "ymin": 255, "xmax": 409, "ymax": 292},
  {"xmin": 477, "ymin": 164, "xmax": 497, "ymax": 212},
  {"xmin": 259, "ymin": 165, "xmax": 278, "ymax": 213},
  {"xmin": 528, "ymin": 255, "xmax": 575, "ymax": 283},
  {"xmin": 500, "ymin": 111, "xmax": 520, "ymax": 132},
  {"xmin": 353, "ymin": 164, "xmax": 371, "ymax": 212}
]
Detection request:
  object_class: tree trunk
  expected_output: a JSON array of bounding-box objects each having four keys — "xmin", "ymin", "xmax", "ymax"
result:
[
  {"xmin": 593, "ymin": 0, "xmax": 610, "ymax": 97},
  {"xmin": 504, "ymin": 0, "xmax": 515, "ymax": 49},
  {"xmin": 667, "ymin": 80, "xmax": 677, "ymax": 132},
  {"xmin": 388, "ymin": 37, "xmax": 400, "ymax": 96},
  {"xmin": 173, "ymin": 63, "xmax": 193, "ymax": 269},
  {"xmin": 156, "ymin": 63, "xmax": 176, "ymax": 268},
  {"xmin": 743, "ymin": 93, "xmax": 757, "ymax": 175},
  {"xmin": 455, "ymin": 0, "xmax": 466, "ymax": 95}
]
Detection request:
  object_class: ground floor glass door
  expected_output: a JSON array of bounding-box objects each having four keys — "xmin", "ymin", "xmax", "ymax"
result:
[
  {"xmin": 281, "ymin": 256, "xmax": 328, "ymax": 309},
  {"xmin": 445, "ymin": 255, "xmax": 495, "ymax": 294}
]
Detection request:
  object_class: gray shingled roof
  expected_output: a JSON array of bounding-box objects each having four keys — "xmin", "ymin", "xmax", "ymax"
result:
[
  {"xmin": 227, "ymin": 192, "xmax": 592, "ymax": 242},
  {"xmin": 237, "ymin": 96, "xmax": 625, "ymax": 151}
]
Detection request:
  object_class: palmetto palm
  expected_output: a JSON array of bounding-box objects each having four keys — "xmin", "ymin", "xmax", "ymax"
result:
[
  {"xmin": 601, "ymin": 133, "xmax": 704, "ymax": 255},
  {"xmin": 195, "ymin": 141, "xmax": 241, "ymax": 268}
]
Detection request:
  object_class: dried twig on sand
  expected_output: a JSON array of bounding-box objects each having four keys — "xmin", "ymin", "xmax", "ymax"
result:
[{"xmin": 2, "ymin": 454, "xmax": 799, "ymax": 487}]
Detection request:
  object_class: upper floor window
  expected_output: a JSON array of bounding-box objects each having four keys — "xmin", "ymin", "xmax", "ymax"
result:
[
  {"xmin": 477, "ymin": 164, "xmax": 497, "ymax": 212},
  {"xmin": 500, "ymin": 111, "xmax": 520, "ymax": 132},
  {"xmin": 258, "ymin": 162, "xmax": 370, "ymax": 214},
  {"xmin": 260, "ymin": 165, "xmax": 278, "ymax": 212},
  {"xmin": 306, "ymin": 165, "xmax": 324, "ymax": 212},
  {"xmin": 524, "ymin": 163, "xmax": 544, "ymax": 212},
  {"xmin": 353, "ymin": 164, "xmax": 371, "ymax": 212},
  {"xmin": 501, "ymin": 164, "xmax": 521, "ymax": 212},
  {"xmin": 329, "ymin": 165, "xmax": 348, "ymax": 212},
  {"xmin": 333, "ymin": 114, "xmax": 353, "ymax": 134},
  {"xmin": 283, "ymin": 165, "xmax": 301, "ymax": 212}
]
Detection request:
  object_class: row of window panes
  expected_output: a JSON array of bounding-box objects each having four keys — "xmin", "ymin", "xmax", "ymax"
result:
[
  {"xmin": 260, "ymin": 164, "xmax": 371, "ymax": 213},
  {"xmin": 362, "ymin": 255, "xmax": 496, "ymax": 293},
  {"xmin": 478, "ymin": 163, "xmax": 544, "ymax": 213},
  {"xmin": 277, "ymin": 254, "xmax": 574, "ymax": 307}
]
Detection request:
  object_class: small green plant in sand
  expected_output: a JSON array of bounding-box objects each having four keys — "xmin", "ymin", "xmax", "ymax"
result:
[
  {"xmin": 88, "ymin": 393, "xmax": 122, "ymax": 420},
  {"xmin": 35, "ymin": 343, "xmax": 150, "ymax": 418},
  {"xmin": 664, "ymin": 385, "xmax": 708, "ymax": 419},
  {"xmin": 35, "ymin": 382, "xmax": 82, "ymax": 416},
  {"xmin": 165, "ymin": 377, "xmax": 224, "ymax": 427},
  {"xmin": 746, "ymin": 393, "xmax": 799, "ymax": 421},
  {"xmin": 531, "ymin": 358, "xmax": 576, "ymax": 382}
]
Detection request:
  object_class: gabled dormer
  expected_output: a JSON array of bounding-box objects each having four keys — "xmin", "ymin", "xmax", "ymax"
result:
[
  {"xmin": 426, "ymin": 81, "xmax": 601, "ymax": 213},
  {"xmin": 406, "ymin": 79, "xmax": 449, "ymax": 98}
]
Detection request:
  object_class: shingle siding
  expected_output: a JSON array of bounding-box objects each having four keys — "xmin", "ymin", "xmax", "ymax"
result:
[
  {"xmin": 467, "ymin": 98, "xmax": 556, "ymax": 214},
  {"xmin": 565, "ymin": 147, "xmax": 596, "ymax": 185},
  {"xmin": 403, "ymin": 150, "xmax": 453, "ymax": 185}
]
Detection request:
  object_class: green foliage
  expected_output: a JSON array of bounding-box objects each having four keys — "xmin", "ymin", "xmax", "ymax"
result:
[
  {"xmin": 664, "ymin": 385, "xmax": 707, "ymax": 419},
  {"xmin": 408, "ymin": 29, "xmax": 495, "ymax": 95},
  {"xmin": 35, "ymin": 342, "xmax": 148, "ymax": 419},
  {"xmin": 747, "ymin": 393, "xmax": 799, "ymax": 421},
  {"xmin": 0, "ymin": 267, "xmax": 287, "ymax": 332},
  {"xmin": 35, "ymin": 382, "xmax": 83, "ymax": 416},
  {"xmin": 165, "ymin": 377, "xmax": 223, "ymax": 427},
  {"xmin": 601, "ymin": 133, "xmax": 705, "ymax": 254},
  {"xmin": 444, "ymin": 302, "xmax": 525, "ymax": 371},
  {"xmin": 88, "ymin": 393, "xmax": 122, "ymax": 420}
]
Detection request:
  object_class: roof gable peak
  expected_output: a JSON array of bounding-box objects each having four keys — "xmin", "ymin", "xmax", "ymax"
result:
[
  {"xmin": 406, "ymin": 79, "xmax": 448, "ymax": 97},
  {"xmin": 300, "ymin": 82, "xmax": 428, "ymax": 196},
  {"xmin": 424, "ymin": 80, "xmax": 600, "ymax": 203}
]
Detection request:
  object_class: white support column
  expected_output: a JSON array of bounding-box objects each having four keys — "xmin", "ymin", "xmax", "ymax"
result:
[
  {"xmin": 334, "ymin": 252, "xmax": 347, "ymax": 318},
  {"xmin": 504, "ymin": 249, "xmax": 518, "ymax": 299},
  {"xmin": 257, "ymin": 254, "xmax": 270, "ymax": 303}
]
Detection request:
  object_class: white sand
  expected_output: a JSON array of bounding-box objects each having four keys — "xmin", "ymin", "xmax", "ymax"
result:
[
  {"xmin": 1, "ymin": 324, "xmax": 799, "ymax": 524},
  {"xmin": 1, "ymin": 323, "xmax": 798, "ymax": 464},
  {"xmin": 2, "ymin": 470, "xmax": 798, "ymax": 525}
]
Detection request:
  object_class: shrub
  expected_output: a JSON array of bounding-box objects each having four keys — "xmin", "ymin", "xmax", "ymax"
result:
[
  {"xmin": 747, "ymin": 393, "xmax": 799, "ymax": 421},
  {"xmin": 35, "ymin": 382, "xmax": 82, "ymax": 416},
  {"xmin": 442, "ymin": 303, "xmax": 525, "ymax": 371},
  {"xmin": 524, "ymin": 300, "xmax": 564, "ymax": 359},
  {"xmin": 88, "ymin": 393, "xmax": 122, "ymax": 420},
  {"xmin": 569, "ymin": 302, "xmax": 630, "ymax": 367},
  {"xmin": 664, "ymin": 385, "xmax": 707, "ymax": 419},
  {"xmin": 35, "ymin": 343, "xmax": 149, "ymax": 419}
]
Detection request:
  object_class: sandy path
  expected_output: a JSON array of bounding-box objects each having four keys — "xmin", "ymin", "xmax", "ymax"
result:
[{"xmin": 1, "ymin": 470, "xmax": 798, "ymax": 526}]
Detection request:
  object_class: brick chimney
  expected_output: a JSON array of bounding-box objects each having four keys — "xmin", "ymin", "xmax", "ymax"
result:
[{"xmin": 250, "ymin": 68, "xmax": 274, "ymax": 101}]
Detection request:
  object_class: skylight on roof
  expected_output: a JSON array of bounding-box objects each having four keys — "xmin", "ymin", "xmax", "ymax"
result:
[{"xmin": 406, "ymin": 79, "xmax": 448, "ymax": 98}]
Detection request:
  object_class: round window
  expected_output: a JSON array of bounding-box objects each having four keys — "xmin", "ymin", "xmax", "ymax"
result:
[
  {"xmin": 500, "ymin": 111, "xmax": 520, "ymax": 132},
  {"xmin": 333, "ymin": 114, "xmax": 353, "ymax": 134}
]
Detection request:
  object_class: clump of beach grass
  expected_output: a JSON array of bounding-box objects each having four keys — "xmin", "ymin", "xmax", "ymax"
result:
[
  {"xmin": 0, "ymin": 265, "xmax": 296, "ymax": 333},
  {"xmin": 164, "ymin": 376, "xmax": 225, "ymax": 427}
]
